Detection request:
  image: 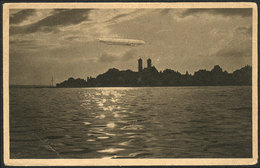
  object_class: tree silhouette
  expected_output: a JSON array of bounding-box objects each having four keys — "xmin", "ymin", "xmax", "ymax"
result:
[{"xmin": 56, "ymin": 65, "xmax": 252, "ymax": 88}]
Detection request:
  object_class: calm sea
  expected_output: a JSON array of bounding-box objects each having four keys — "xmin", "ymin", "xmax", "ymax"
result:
[{"xmin": 10, "ymin": 86, "xmax": 252, "ymax": 158}]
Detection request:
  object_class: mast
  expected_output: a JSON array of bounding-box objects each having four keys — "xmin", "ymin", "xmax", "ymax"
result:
[{"xmin": 51, "ymin": 76, "xmax": 54, "ymax": 87}]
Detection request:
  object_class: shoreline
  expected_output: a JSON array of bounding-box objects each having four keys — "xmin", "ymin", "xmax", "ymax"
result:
[{"xmin": 9, "ymin": 85, "xmax": 252, "ymax": 89}]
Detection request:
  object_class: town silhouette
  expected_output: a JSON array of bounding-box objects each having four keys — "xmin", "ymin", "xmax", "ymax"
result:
[{"xmin": 56, "ymin": 58, "xmax": 252, "ymax": 87}]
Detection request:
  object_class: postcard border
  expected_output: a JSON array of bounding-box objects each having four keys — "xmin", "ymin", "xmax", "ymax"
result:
[{"xmin": 3, "ymin": 2, "xmax": 258, "ymax": 166}]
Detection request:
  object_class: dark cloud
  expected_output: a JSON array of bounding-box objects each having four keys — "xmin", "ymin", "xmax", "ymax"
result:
[
  {"xmin": 51, "ymin": 9, "xmax": 69, "ymax": 14},
  {"xmin": 10, "ymin": 24, "xmax": 60, "ymax": 35},
  {"xmin": 34, "ymin": 9, "xmax": 93, "ymax": 27},
  {"xmin": 10, "ymin": 9, "xmax": 36, "ymax": 25},
  {"xmin": 105, "ymin": 10, "xmax": 141, "ymax": 23},
  {"xmin": 10, "ymin": 9, "xmax": 92, "ymax": 35},
  {"xmin": 106, "ymin": 13, "xmax": 129, "ymax": 23},
  {"xmin": 182, "ymin": 8, "xmax": 252, "ymax": 18}
]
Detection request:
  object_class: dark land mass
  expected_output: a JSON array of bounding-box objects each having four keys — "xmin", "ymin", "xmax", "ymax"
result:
[{"xmin": 56, "ymin": 65, "xmax": 252, "ymax": 88}]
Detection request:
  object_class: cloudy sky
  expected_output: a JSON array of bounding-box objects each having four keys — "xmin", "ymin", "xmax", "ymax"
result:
[{"xmin": 9, "ymin": 8, "xmax": 252, "ymax": 85}]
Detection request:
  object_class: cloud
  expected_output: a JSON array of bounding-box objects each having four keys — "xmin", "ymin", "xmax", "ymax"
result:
[
  {"xmin": 211, "ymin": 32, "xmax": 251, "ymax": 58},
  {"xmin": 98, "ymin": 49, "xmax": 136, "ymax": 63},
  {"xmin": 106, "ymin": 13, "xmax": 130, "ymax": 23},
  {"xmin": 10, "ymin": 9, "xmax": 93, "ymax": 35},
  {"xmin": 95, "ymin": 9, "xmax": 147, "ymax": 25},
  {"xmin": 10, "ymin": 39, "xmax": 38, "ymax": 50},
  {"xmin": 213, "ymin": 45, "xmax": 251, "ymax": 58},
  {"xmin": 98, "ymin": 52, "xmax": 118, "ymax": 63},
  {"xmin": 122, "ymin": 49, "xmax": 136, "ymax": 61},
  {"xmin": 181, "ymin": 8, "xmax": 252, "ymax": 18},
  {"xmin": 10, "ymin": 9, "xmax": 36, "ymax": 25},
  {"xmin": 236, "ymin": 26, "xmax": 252, "ymax": 35},
  {"xmin": 160, "ymin": 9, "xmax": 172, "ymax": 15},
  {"xmin": 98, "ymin": 38, "xmax": 145, "ymax": 46}
]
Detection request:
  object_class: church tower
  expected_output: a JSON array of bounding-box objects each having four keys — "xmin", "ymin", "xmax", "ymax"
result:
[
  {"xmin": 147, "ymin": 58, "xmax": 152, "ymax": 68},
  {"xmin": 138, "ymin": 58, "xmax": 143, "ymax": 72}
]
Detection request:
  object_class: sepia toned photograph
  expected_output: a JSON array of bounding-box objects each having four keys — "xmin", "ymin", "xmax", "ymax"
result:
[{"xmin": 3, "ymin": 2, "xmax": 258, "ymax": 166}]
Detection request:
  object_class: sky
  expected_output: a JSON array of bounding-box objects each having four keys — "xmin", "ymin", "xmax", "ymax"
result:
[{"xmin": 9, "ymin": 8, "xmax": 252, "ymax": 85}]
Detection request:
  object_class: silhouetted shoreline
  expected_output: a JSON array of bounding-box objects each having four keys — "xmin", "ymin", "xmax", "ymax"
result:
[
  {"xmin": 56, "ymin": 64, "xmax": 252, "ymax": 88},
  {"xmin": 10, "ymin": 85, "xmax": 252, "ymax": 89}
]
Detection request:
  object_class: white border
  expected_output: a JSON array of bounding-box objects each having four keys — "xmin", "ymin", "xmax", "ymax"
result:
[{"xmin": 3, "ymin": 2, "xmax": 258, "ymax": 166}]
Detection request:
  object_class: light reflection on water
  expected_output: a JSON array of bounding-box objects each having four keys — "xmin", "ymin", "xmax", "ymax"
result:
[{"xmin": 10, "ymin": 86, "xmax": 252, "ymax": 158}]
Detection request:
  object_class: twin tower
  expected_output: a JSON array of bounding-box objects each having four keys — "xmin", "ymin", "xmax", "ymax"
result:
[{"xmin": 138, "ymin": 58, "xmax": 152, "ymax": 72}]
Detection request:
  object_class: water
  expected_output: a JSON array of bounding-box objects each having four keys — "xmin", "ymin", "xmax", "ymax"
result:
[{"xmin": 10, "ymin": 86, "xmax": 252, "ymax": 158}]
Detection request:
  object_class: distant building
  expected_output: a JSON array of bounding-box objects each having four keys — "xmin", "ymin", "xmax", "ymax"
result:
[
  {"xmin": 147, "ymin": 58, "xmax": 152, "ymax": 68},
  {"xmin": 138, "ymin": 58, "xmax": 143, "ymax": 72},
  {"xmin": 87, "ymin": 76, "xmax": 94, "ymax": 82}
]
